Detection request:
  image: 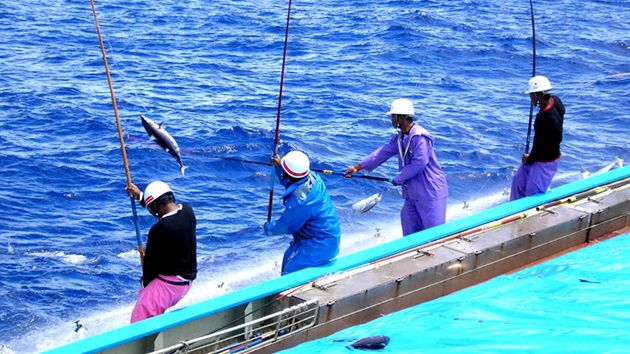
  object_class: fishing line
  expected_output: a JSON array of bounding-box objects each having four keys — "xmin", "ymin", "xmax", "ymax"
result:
[
  {"xmin": 90, "ymin": 0, "xmax": 145, "ymax": 265},
  {"xmin": 405, "ymin": 6, "xmax": 443, "ymax": 131},
  {"xmin": 99, "ymin": 31, "xmax": 153, "ymax": 116},
  {"xmin": 267, "ymin": 0, "xmax": 293, "ymax": 222},
  {"xmin": 524, "ymin": 0, "xmax": 537, "ymax": 153},
  {"xmin": 412, "ymin": 8, "xmax": 441, "ymax": 92},
  {"xmin": 345, "ymin": 9, "xmax": 440, "ymax": 211},
  {"xmin": 560, "ymin": 72, "xmax": 630, "ymax": 100}
]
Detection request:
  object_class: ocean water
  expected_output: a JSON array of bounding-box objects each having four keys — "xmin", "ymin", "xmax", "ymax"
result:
[{"xmin": 0, "ymin": 0, "xmax": 628, "ymax": 352}]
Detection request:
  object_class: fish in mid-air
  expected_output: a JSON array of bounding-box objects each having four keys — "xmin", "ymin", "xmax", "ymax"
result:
[
  {"xmin": 352, "ymin": 193, "xmax": 382, "ymax": 214},
  {"xmin": 140, "ymin": 115, "xmax": 187, "ymax": 176}
]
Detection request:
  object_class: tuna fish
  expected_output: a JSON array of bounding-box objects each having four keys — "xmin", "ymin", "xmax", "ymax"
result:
[
  {"xmin": 352, "ymin": 193, "xmax": 382, "ymax": 214},
  {"xmin": 349, "ymin": 335, "xmax": 390, "ymax": 350},
  {"xmin": 140, "ymin": 115, "xmax": 187, "ymax": 176}
]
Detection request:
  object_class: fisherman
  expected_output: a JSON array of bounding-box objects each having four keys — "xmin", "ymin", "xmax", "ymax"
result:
[
  {"xmin": 344, "ymin": 98, "xmax": 449, "ymax": 236},
  {"xmin": 510, "ymin": 75, "xmax": 565, "ymax": 201},
  {"xmin": 264, "ymin": 151, "xmax": 341, "ymax": 275},
  {"xmin": 126, "ymin": 181, "xmax": 197, "ymax": 323}
]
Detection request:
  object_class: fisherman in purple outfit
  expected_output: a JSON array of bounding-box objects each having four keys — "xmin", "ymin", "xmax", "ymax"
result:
[
  {"xmin": 510, "ymin": 75, "xmax": 565, "ymax": 201},
  {"xmin": 344, "ymin": 98, "xmax": 449, "ymax": 236}
]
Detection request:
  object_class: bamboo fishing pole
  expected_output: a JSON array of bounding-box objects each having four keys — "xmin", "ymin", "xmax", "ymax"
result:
[
  {"xmin": 267, "ymin": 0, "xmax": 293, "ymax": 222},
  {"xmin": 90, "ymin": 0, "xmax": 145, "ymax": 265}
]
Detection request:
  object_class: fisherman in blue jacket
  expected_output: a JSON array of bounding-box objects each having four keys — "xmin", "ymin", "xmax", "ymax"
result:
[{"xmin": 264, "ymin": 150, "xmax": 341, "ymax": 275}]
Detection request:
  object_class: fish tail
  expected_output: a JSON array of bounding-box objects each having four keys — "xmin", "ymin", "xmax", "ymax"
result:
[{"xmin": 181, "ymin": 165, "xmax": 188, "ymax": 176}]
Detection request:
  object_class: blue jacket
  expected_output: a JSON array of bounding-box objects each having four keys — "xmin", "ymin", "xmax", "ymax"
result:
[{"xmin": 265, "ymin": 169, "xmax": 341, "ymax": 273}]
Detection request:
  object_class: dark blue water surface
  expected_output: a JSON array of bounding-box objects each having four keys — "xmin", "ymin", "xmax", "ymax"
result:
[{"xmin": 0, "ymin": 0, "xmax": 628, "ymax": 352}]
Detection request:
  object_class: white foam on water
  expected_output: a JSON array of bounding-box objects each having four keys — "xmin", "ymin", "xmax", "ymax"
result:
[
  {"xmin": 338, "ymin": 220, "xmax": 402, "ymax": 257},
  {"xmin": 2, "ymin": 307, "xmax": 129, "ymax": 353},
  {"xmin": 10, "ymin": 258, "xmax": 284, "ymax": 354},
  {"xmin": 173, "ymin": 258, "xmax": 283, "ymax": 310},
  {"xmin": 117, "ymin": 249, "xmax": 140, "ymax": 261},
  {"xmin": 0, "ymin": 344, "xmax": 16, "ymax": 354},
  {"xmin": 26, "ymin": 251, "xmax": 88, "ymax": 265},
  {"xmin": 447, "ymin": 188, "xmax": 510, "ymax": 222}
]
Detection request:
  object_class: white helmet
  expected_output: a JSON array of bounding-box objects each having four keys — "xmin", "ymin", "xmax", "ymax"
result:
[
  {"xmin": 281, "ymin": 151, "xmax": 310, "ymax": 179},
  {"xmin": 525, "ymin": 75, "xmax": 552, "ymax": 94},
  {"xmin": 386, "ymin": 98, "xmax": 415, "ymax": 116},
  {"xmin": 143, "ymin": 181, "xmax": 173, "ymax": 207}
]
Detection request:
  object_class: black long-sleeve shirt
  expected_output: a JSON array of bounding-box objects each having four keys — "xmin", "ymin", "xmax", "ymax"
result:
[
  {"xmin": 528, "ymin": 95, "xmax": 565, "ymax": 163},
  {"xmin": 142, "ymin": 203, "xmax": 197, "ymax": 287}
]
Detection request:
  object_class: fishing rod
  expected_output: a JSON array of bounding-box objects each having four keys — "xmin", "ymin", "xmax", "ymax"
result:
[
  {"xmin": 90, "ymin": 0, "xmax": 144, "ymax": 265},
  {"xmin": 525, "ymin": 0, "xmax": 537, "ymax": 153},
  {"xmin": 317, "ymin": 169, "xmax": 391, "ymax": 182},
  {"xmin": 267, "ymin": 0, "xmax": 293, "ymax": 222},
  {"xmin": 208, "ymin": 155, "xmax": 392, "ymax": 182}
]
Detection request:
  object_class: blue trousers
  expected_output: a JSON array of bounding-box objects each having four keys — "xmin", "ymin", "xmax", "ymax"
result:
[{"xmin": 281, "ymin": 239, "xmax": 338, "ymax": 275}]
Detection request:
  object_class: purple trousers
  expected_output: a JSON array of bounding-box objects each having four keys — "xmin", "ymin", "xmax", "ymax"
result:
[
  {"xmin": 130, "ymin": 274, "xmax": 192, "ymax": 323},
  {"xmin": 400, "ymin": 196, "xmax": 447, "ymax": 236},
  {"xmin": 510, "ymin": 159, "xmax": 560, "ymax": 201}
]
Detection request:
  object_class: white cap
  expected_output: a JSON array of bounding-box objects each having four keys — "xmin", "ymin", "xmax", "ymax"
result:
[
  {"xmin": 386, "ymin": 98, "xmax": 415, "ymax": 116},
  {"xmin": 281, "ymin": 151, "xmax": 310, "ymax": 179},
  {"xmin": 143, "ymin": 181, "xmax": 172, "ymax": 206},
  {"xmin": 525, "ymin": 75, "xmax": 552, "ymax": 94}
]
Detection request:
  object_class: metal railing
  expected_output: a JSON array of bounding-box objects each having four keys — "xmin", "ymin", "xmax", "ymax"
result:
[{"xmin": 149, "ymin": 299, "xmax": 319, "ymax": 354}]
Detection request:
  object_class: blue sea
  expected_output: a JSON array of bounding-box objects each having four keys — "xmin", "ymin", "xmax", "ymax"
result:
[{"xmin": 0, "ymin": 0, "xmax": 628, "ymax": 352}]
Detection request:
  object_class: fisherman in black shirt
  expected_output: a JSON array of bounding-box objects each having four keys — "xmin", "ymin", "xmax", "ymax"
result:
[
  {"xmin": 126, "ymin": 181, "xmax": 197, "ymax": 323},
  {"xmin": 510, "ymin": 75, "xmax": 565, "ymax": 201}
]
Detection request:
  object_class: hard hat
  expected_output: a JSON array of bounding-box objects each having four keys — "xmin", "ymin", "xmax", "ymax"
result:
[
  {"xmin": 386, "ymin": 98, "xmax": 415, "ymax": 116},
  {"xmin": 525, "ymin": 75, "xmax": 552, "ymax": 94},
  {"xmin": 143, "ymin": 181, "xmax": 173, "ymax": 207},
  {"xmin": 281, "ymin": 151, "xmax": 310, "ymax": 179}
]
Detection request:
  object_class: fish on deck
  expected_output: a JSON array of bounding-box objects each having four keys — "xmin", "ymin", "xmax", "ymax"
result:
[
  {"xmin": 140, "ymin": 115, "xmax": 187, "ymax": 176},
  {"xmin": 349, "ymin": 335, "xmax": 390, "ymax": 350}
]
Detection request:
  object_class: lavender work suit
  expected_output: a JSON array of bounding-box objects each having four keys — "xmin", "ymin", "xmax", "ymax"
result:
[{"xmin": 360, "ymin": 124, "xmax": 449, "ymax": 236}]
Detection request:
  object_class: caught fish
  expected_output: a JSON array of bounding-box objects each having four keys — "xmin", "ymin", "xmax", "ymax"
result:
[
  {"xmin": 141, "ymin": 115, "xmax": 187, "ymax": 176},
  {"xmin": 591, "ymin": 157, "xmax": 624, "ymax": 177},
  {"xmin": 349, "ymin": 335, "xmax": 390, "ymax": 350},
  {"xmin": 352, "ymin": 193, "xmax": 382, "ymax": 214}
]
